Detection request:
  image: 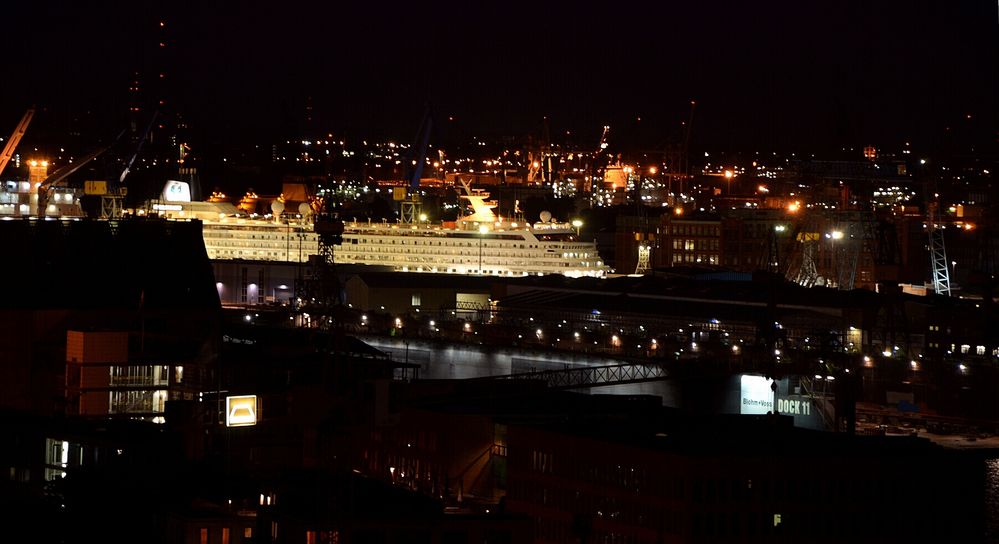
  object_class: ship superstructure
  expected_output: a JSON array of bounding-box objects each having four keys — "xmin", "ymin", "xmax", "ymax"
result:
[
  {"xmin": 148, "ymin": 181, "xmax": 610, "ymax": 277},
  {"xmin": 336, "ymin": 186, "xmax": 607, "ymax": 277}
]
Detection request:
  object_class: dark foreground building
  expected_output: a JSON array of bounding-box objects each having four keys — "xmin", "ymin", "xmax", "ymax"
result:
[
  {"xmin": 0, "ymin": 217, "xmax": 221, "ymax": 418},
  {"xmin": 335, "ymin": 380, "xmax": 986, "ymax": 544}
]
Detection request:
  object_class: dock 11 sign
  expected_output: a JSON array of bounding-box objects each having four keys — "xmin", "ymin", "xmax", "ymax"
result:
[
  {"xmin": 226, "ymin": 395, "xmax": 258, "ymax": 427},
  {"xmin": 739, "ymin": 375, "xmax": 812, "ymax": 416}
]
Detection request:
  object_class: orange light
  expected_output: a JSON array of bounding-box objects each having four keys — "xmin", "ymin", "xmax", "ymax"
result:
[
  {"xmin": 787, "ymin": 201, "xmax": 800, "ymax": 213},
  {"xmin": 723, "ymin": 170, "xmax": 734, "ymax": 179},
  {"xmin": 757, "ymin": 185, "xmax": 769, "ymax": 193},
  {"xmin": 649, "ymin": 166, "xmax": 658, "ymax": 175},
  {"xmin": 964, "ymin": 223, "xmax": 974, "ymax": 231},
  {"xmin": 674, "ymin": 207, "xmax": 683, "ymax": 216}
]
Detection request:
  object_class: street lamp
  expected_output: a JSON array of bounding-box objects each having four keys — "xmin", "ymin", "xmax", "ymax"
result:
[
  {"xmin": 478, "ymin": 225, "xmax": 488, "ymax": 274},
  {"xmin": 571, "ymin": 219, "xmax": 583, "ymax": 237}
]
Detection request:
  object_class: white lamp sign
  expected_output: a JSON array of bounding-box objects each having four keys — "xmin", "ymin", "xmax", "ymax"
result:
[{"xmin": 225, "ymin": 395, "xmax": 258, "ymax": 427}]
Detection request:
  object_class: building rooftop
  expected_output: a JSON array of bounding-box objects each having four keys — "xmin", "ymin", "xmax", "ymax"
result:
[{"xmin": 0, "ymin": 217, "xmax": 219, "ymax": 310}]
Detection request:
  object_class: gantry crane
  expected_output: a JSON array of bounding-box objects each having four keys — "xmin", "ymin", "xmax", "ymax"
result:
[
  {"xmin": 0, "ymin": 108, "xmax": 35, "ymax": 179},
  {"xmin": 399, "ymin": 106, "xmax": 432, "ymax": 224},
  {"xmin": 662, "ymin": 100, "xmax": 696, "ymax": 197},
  {"xmin": 927, "ymin": 199, "xmax": 951, "ymax": 296},
  {"xmin": 36, "ymin": 135, "xmax": 120, "ymax": 217}
]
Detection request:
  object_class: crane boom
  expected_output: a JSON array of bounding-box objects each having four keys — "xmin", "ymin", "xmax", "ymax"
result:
[
  {"xmin": 120, "ymin": 110, "xmax": 158, "ymax": 183},
  {"xmin": 0, "ymin": 108, "xmax": 35, "ymax": 179},
  {"xmin": 36, "ymin": 132, "xmax": 123, "ymax": 217},
  {"xmin": 597, "ymin": 125, "xmax": 610, "ymax": 153},
  {"xmin": 409, "ymin": 107, "xmax": 432, "ymax": 192}
]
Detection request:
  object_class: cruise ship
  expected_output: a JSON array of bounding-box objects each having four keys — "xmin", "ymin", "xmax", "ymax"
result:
[{"xmin": 149, "ymin": 181, "xmax": 610, "ymax": 278}]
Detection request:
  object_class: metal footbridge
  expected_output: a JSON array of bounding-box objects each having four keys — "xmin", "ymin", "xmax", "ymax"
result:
[{"xmin": 483, "ymin": 361, "xmax": 669, "ymax": 390}]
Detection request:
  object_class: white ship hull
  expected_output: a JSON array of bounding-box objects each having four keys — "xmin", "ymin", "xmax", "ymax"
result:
[
  {"xmin": 155, "ymin": 182, "xmax": 610, "ymax": 278},
  {"xmin": 201, "ymin": 220, "xmax": 608, "ymax": 278}
]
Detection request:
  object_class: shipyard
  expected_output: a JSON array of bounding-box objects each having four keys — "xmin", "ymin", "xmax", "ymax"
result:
[{"xmin": 1, "ymin": 2, "xmax": 998, "ymax": 543}]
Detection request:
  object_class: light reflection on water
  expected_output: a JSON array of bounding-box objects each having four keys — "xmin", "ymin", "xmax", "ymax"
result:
[{"xmin": 360, "ymin": 335, "xmax": 681, "ymax": 404}]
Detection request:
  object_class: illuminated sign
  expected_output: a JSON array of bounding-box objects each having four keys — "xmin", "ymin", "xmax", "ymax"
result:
[
  {"xmin": 739, "ymin": 375, "xmax": 812, "ymax": 417},
  {"xmin": 225, "ymin": 395, "xmax": 258, "ymax": 427},
  {"xmin": 740, "ymin": 375, "xmax": 774, "ymax": 415},
  {"xmin": 776, "ymin": 397, "xmax": 811, "ymax": 416},
  {"xmin": 161, "ymin": 180, "xmax": 192, "ymax": 202}
]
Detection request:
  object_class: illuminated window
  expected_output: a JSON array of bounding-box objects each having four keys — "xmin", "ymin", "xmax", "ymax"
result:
[
  {"xmin": 244, "ymin": 528, "xmax": 253, "ymax": 539},
  {"xmin": 222, "ymin": 528, "xmax": 230, "ymax": 544},
  {"xmin": 977, "ymin": 346, "xmax": 986, "ymax": 356},
  {"xmin": 773, "ymin": 514, "xmax": 782, "ymax": 527},
  {"xmin": 199, "ymin": 528, "xmax": 208, "ymax": 544},
  {"xmin": 961, "ymin": 344, "xmax": 970, "ymax": 354},
  {"xmin": 412, "ymin": 293, "xmax": 421, "ymax": 307}
]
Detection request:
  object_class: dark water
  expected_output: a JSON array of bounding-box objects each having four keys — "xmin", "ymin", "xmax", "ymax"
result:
[{"xmin": 360, "ymin": 335, "xmax": 682, "ymax": 405}]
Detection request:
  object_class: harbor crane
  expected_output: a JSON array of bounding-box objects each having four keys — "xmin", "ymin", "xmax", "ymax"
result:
[
  {"xmin": 36, "ymin": 132, "xmax": 122, "ymax": 218},
  {"xmin": 0, "ymin": 108, "xmax": 35, "ymax": 179},
  {"xmin": 398, "ymin": 106, "xmax": 432, "ymax": 223}
]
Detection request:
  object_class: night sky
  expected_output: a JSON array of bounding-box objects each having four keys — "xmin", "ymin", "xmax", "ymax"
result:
[{"xmin": 4, "ymin": 1, "xmax": 997, "ymax": 153}]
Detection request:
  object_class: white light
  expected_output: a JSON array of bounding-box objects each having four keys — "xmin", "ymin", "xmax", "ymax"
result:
[{"xmin": 225, "ymin": 395, "xmax": 258, "ymax": 427}]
